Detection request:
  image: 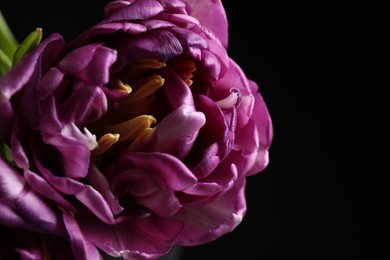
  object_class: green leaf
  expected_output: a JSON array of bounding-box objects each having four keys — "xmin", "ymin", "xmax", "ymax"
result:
[
  {"xmin": 0, "ymin": 140, "xmax": 14, "ymax": 164},
  {"xmin": 0, "ymin": 48, "xmax": 12, "ymax": 76},
  {"xmin": 12, "ymin": 27, "xmax": 42, "ymax": 67},
  {"xmin": 0, "ymin": 10, "xmax": 18, "ymax": 60}
]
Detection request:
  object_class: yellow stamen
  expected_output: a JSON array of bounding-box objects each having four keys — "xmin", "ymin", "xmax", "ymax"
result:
[
  {"xmin": 122, "ymin": 75, "xmax": 165, "ymax": 104},
  {"xmin": 108, "ymin": 78, "xmax": 132, "ymax": 94},
  {"xmin": 40, "ymin": 235, "xmax": 51, "ymax": 260},
  {"xmin": 168, "ymin": 58, "xmax": 196, "ymax": 86},
  {"xmin": 106, "ymin": 115, "xmax": 156, "ymax": 142},
  {"xmin": 124, "ymin": 127, "xmax": 154, "ymax": 152},
  {"xmin": 125, "ymin": 58, "xmax": 166, "ymax": 77},
  {"xmin": 91, "ymin": 133, "xmax": 120, "ymax": 156},
  {"xmin": 185, "ymin": 79, "xmax": 193, "ymax": 86}
]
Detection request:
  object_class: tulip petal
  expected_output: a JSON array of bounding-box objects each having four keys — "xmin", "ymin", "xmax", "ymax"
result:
[
  {"xmin": 188, "ymin": 95, "xmax": 233, "ymax": 178},
  {"xmin": 78, "ymin": 209, "xmax": 184, "ymax": 260},
  {"xmin": 111, "ymin": 30, "xmax": 184, "ymax": 69},
  {"xmin": 175, "ymin": 175, "xmax": 246, "ymax": 246},
  {"xmin": 86, "ymin": 163, "xmax": 124, "ymax": 216},
  {"xmin": 148, "ymin": 104, "xmax": 205, "ymax": 159},
  {"xmin": 0, "ymin": 156, "xmax": 65, "ymax": 235},
  {"xmin": 113, "ymin": 152, "xmax": 197, "ymax": 190},
  {"xmin": 40, "ymin": 97, "xmax": 91, "ymax": 179},
  {"xmin": 187, "ymin": 0, "xmax": 228, "ymax": 48},
  {"xmin": 58, "ymin": 44, "xmax": 116, "ymax": 85},
  {"xmin": 105, "ymin": 0, "xmax": 164, "ymax": 22},
  {"xmin": 0, "ymin": 33, "xmax": 64, "ymax": 100},
  {"xmin": 0, "ymin": 34, "xmax": 64, "ymax": 139},
  {"xmin": 0, "ymin": 156, "xmax": 24, "ymax": 199},
  {"xmin": 63, "ymin": 212, "xmax": 102, "ymax": 260},
  {"xmin": 24, "ymin": 169, "xmax": 77, "ymax": 213},
  {"xmin": 57, "ymin": 81, "xmax": 107, "ymax": 125}
]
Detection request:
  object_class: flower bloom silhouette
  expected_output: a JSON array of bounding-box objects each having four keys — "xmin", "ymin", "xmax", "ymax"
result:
[{"xmin": 0, "ymin": 0, "xmax": 273, "ymax": 259}]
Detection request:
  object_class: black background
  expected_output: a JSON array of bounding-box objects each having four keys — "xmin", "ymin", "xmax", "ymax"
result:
[{"xmin": 0, "ymin": 2, "xmax": 371, "ymax": 260}]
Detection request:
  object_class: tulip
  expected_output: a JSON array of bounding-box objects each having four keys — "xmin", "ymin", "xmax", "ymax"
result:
[{"xmin": 0, "ymin": 1, "xmax": 273, "ymax": 259}]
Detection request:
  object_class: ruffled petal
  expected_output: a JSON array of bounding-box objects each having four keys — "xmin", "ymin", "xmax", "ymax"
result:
[
  {"xmin": 40, "ymin": 97, "xmax": 91, "ymax": 179},
  {"xmin": 0, "ymin": 156, "xmax": 65, "ymax": 235},
  {"xmin": 63, "ymin": 212, "xmax": 102, "ymax": 260},
  {"xmin": 114, "ymin": 152, "xmax": 196, "ymax": 189},
  {"xmin": 175, "ymin": 175, "xmax": 246, "ymax": 246},
  {"xmin": 58, "ymin": 44, "xmax": 116, "ymax": 85},
  {"xmin": 0, "ymin": 34, "xmax": 65, "ymax": 139},
  {"xmin": 148, "ymin": 104, "xmax": 205, "ymax": 159},
  {"xmin": 78, "ymin": 209, "xmax": 184, "ymax": 260},
  {"xmin": 105, "ymin": 0, "xmax": 164, "ymax": 22},
  {"xmin": 187, "ymin": 0, "xmax": 228, "ymax": 48}
]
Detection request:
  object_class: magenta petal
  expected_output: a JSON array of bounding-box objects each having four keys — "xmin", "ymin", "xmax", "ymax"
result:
[
  {"xmin": 58, "ymin": 44, "xmax": 116, "ymax": 85},
  {"xmin": 175, "ymin": 176, "xmax": 247, "ymax": 246},
  {"xmin": 86, "ymin": 163, "xmax": 124, "ymax": 215},
  {"xmin": 0, "ymin": 157, "xmax": 65, "ymax": 235},
  {"xmin": 0, "ymin": 33, "xmax": 64, "ymax": 101},
  {"xmin": 114, "ymin": 152, "xmax": 197, "ymax": 190},
  {"xmin": 112, "ymin": 30, "xmax": 184, "ymax": 68},
  {"xmin": 63, "ymin": 212, "xmax": 102, "ymax": 260},
  {"xmin": 162, "ymin": 67, "xmax": 195, "ymax": 108},
  {"xmin": 24, "ymin": 170, "xmax": 77, "ymax": 212},
  {"xmin": 39, "ymin": 67, "xmax": 64, "ymax": 100},
  {"xmin": 57, "ymin": 81, "xmax": 107, "ymax": 124},
  {"xmin": 188, "ymin": 0, "xmax": 228, "ymax": 48},
  {"xmin": 78, "ymin": 210, "xmax": 184, "ymax": 259},
  {"xmin": 0, "ymin": 34, "xmax": 65, "ymax": 139},
  {"xmin": 135, "ymin": 188, "xmax": 181, "ymax": 218},
  {"xmin": 213, "ymin": 58, "xmax": 252, "ymax": 96},
  {"xmin": 40, "ymin": 97, "xmax": 91, "ymax": 179},
  {"xmin": 105, "ymin": 0, "xmax": 164, "ymax": 22},
  {"xmin": 189, "ymin": 95, "xmax": 234, "ymax": 178},
  {"xmin": 75, "ymin": 185, "xmax": 121, "ymax": 225},
  {"xmin": 15, "ymin": 184, "xmax": 65, "ymax": 235},
  {"xmin": 111, "ymin": 171, "xmax": 181, "ymax": 217},
  {"xmin": 149, "ymin": 104, "xmax": 205, "ymax": 159},
  {"xmin": 0, "ymin": 156, "xmax": 24, "ymax": 199}
]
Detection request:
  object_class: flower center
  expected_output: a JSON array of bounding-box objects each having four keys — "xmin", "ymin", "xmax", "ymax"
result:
[{"xmin": 89, "ymin": 57, "xmax": 197, "ymax": 157}]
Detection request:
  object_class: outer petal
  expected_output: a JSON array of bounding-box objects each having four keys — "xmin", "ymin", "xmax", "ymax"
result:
[
  {"xmin": 0, "ymin": 33, "xmax": 64, "ymax": 101},
  {"xmin": 0, "ymin": 34, "xmax": 65, "ymax": 139},
  {"xmin": 110, "ymin": 152, "xmax": 197, "ymax": 190},
  {"xmin": 105, "ymin": 0, "xmax": 164, "ymax": 22},
  {"xmin": 58, "ymin": 44, "xmax": 117, "ymax": 85},
  {"xmin": 78, "ymin": 209, "xmax": 184, "ymax": 260},
  {"xmin": 187, "ymin": 0, "xmax": 228, "ymax": 48},
  {"xmin": 110, "ymin": 152, "xmax": 197, "ymax": 217},
  {"xmin": 63, "ymin": 212, "xmax": 102, "ymax": 260},
  {"xmin": 175, "ymin": 174, "xmax": 247, "ymax": 245},
  {"xmin": 0, "ymin": 156, "xmax": 65, "ymax": 235}
]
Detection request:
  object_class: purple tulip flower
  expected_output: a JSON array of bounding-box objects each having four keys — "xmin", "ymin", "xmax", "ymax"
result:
[{"xmin": 0, "ymin": 0, "xmax": 273, "ymax": 259}]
